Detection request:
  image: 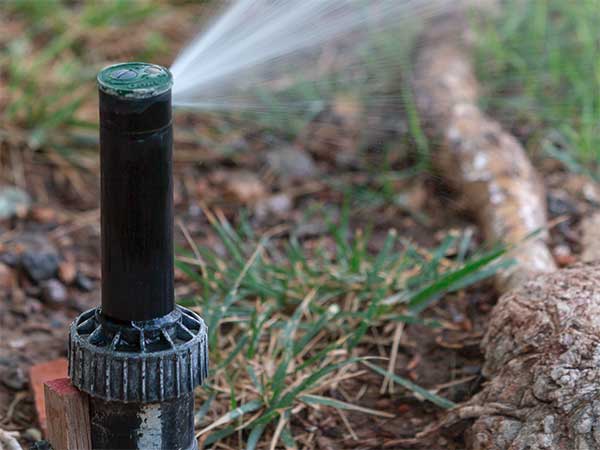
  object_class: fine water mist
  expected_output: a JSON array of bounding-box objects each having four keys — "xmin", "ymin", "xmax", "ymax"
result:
[{"xmin": 170, "ymin": 0, "xmax": 451, "ymax": 113}]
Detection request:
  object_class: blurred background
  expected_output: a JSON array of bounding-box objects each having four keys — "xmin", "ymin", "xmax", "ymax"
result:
[{"xmin": 0, "ymin": 1, "xmax": 598, "ymax": 449}]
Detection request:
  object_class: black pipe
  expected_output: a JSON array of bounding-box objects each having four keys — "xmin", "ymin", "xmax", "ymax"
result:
[
  {"xmin": 68, "ymin": 63, "xmax": 208, "ymax": 450},
  {"xmin": 100, "ymin": 87, "xmax": 174, "ymax": 321},
  {"xmin": 89, "ymin": 392, "xmax": 195, "ymax": 450}
]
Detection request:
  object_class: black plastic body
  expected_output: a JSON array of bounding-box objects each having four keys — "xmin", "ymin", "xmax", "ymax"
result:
[
  {"xmin": 69, "ymin": 76, "xmax": 207, "ymax": 450},
  {"xmin": 99, "ymin": 90, "xmax": 174, "ymax": 322},
  {"xmin": 90, "ymin": 393, "xmax": 196, "ymax": 450}
]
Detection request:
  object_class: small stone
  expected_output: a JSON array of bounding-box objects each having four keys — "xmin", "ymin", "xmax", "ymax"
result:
[
  {"xmin": 1, "ymin": 366, "xmax": 28, "ymax": 390},
  {"xmin": 24, "ymin": 283, "xmax": 41, "ymax": 297},
  {"xmin": 553, "ymin": 245, "xmax": 576, "ymax": 267},
  {"xmin": 40, "ymin": 279, "xmax": 67, "ymax": 305},
  {"xmin": 0, "ymin": 185, "xmax": 31, "ymax": 220},
  {"xmin": 0, "ymin": 252, "xmax": 19, "ymax": 267},
  {"xmin": 24, "ymin": 297, "xmax": 43, "ymax": 314},
  {"xmin": 266, "ymin": 193, "xmax": 292, "ymax": 214},
  {"xmin": 8, "ymin": 337, "xmax": 27, "ymax": 349},
  {"xmin": 30, "ymin": 207, "xmax": 57, "ymax": 224},
  {"xmin": 29, "ymin": 440, "xmax": 53, "ymax": 450},
  {"xmin": 265, "ymin": 146, "xmax": 317, "ymax": 179},
  {"xmin": 255, "ymin": 193, "xmax": 292, "ymax": 219},
  {"xmin": 23, "ymin": 428, "xmax": 42, "ymax": 442},
  {"xmin": 0, "ymin": 357, "xmax": 15, "ymax": 367},
  {"xmin": 0, "ymin": 262, "xmax": 14, "ymax": 289},
  {"xmin": 224, "ymin": 172, "xmax": 267, "ymax": 204},
  {"xmin": 74, "ymin": 272, "xmax": 94, "ymax": 292},
  {"xmin": 58, "ymin": 260, "xmax": 77, "ymax": 285},
  {"xmin": 547, "ymin": 190, "xmax": 579, "ymax": 218},
  {"xmin": 583, "ymin": 182, "xmax": 600, "ymax": 205},
  {"xmin": 21, "ymin": 252, "xmax": 59, "ymax": 283}
]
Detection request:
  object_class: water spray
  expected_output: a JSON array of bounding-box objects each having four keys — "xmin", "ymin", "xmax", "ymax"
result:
[
  {"xmin": 44, "ymin": 3, "xmax": 449, "ymax": 449},
  {"xmin": 169, "ymin": 0, "xmax": 451, "ymax": 111},
  {"xmin": 67, "ymin": 62, "xmax": 208, "ymax": 450}
]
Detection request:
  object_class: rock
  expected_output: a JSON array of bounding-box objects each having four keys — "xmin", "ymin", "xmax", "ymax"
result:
[
  {"xmin": 23, "ymin": 284, "xmax": 41, "ymax": 297},
  {"xmin": 58, "ymin": 261, "xmax": 77, "ymax": 285},
  {"xmin": 265, "ymin": 193, "xmax": 292, "ymax": 214},
  {"xmin": 552, "ymin": 245, "xmax": 576, "ymax": 267},
  {"xmin": 40, "ymin": 280, "xmax": 67, "ymax": 305},
  {"xmin": 547, "ymin": 190, "xmax": 579, "ymax": 218},
  {"xmin": 563, "ymin": 174, "xmax": 600, "ymax": 206},
  {"xmin": 0, "ymin": 186, "xmax": 31, "ymax": 220},
  {"xmin": 224, "ymin": 171, "xmax": 267, "ymax": 204},
  {"xmin": 74, "ymin": 272, "xmax": 94, "ymax": 292},
  {"xmin": 1, "ymin": 366, "xmax": 27, "ymax": 390},
  {"xmin": 23, "ymin": 428, "xmax": 42, "ymax": 443},
  {"xmin": 265, "ymin": 146, "xmax": 317, "ymax": 179},
  {"xmin": 21, "ymin": 252, "xmax": 59, "ymax": 283},
  {"xmin": 10, "ymin": 232, "xmax": 60, "ymax": 283},
  {"xmin": 29, "ymin": 440, "xmax": 52, "ymax": 450},
  {"xmin": 255, "ymin": 193, "xmax": 292, "ymax": 219},
  {"xmin": 0, "ymin": 262, "xmax": 14, "ymax": 289},
  {"xmin": 29, "ymin": 207, "xmax": 57, "ymax": 224},
  {"xmin": 0, "ymin": 252, "xmax": 19, "ymax": 267},
  {"xmin": 24, "ymin": 297, "xmax": 43, "ymax": 315},
  {"xmin": 8, "ymin": 338, "xmax": 27, "ymax": 350},
  {"xmin": 582, "ymin": 182, "xmax": 600, "ymax": 205},
  {"xmin": 0, "ymin": 357, "xmax": 15, "ymax": 367}
]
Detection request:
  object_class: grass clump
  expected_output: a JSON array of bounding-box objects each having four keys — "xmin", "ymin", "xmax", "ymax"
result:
[
  {"xmin": 2, "ymin": 0, "xmax": 168, "ymax": 153},
  {"xmin": 475, "ymin": 0, "xmax": 600, "ymax": 174},
  {"xmin": 176, "ymin": 207, "xmax": 509, "ymax": 448}
]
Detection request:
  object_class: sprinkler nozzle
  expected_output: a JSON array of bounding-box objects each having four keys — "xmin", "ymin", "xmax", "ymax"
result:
[{"xmin": 68, "ymin": 62, "xmax": 208, "ymax": 450}]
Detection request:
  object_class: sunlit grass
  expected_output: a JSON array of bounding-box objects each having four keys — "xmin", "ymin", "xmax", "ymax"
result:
[
  {"xmin": 475, "ymin": 0, "xmax": 600, "ymax": 175},
  {"xmin": 176, "ymin": 207, "xmax": 509, "ymax": 448},
  {"xmin": 1, "ymin": 2, "xmax": 516, "ymax": 447},
  {"xmin": 2, "ymin": 0, "xmax": 167, "ymax": 153}
]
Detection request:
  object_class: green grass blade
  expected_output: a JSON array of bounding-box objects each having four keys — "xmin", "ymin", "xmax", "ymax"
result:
[
  {"xmin": 408, "ymin": 247, "xmax": 506, "ymax": 313},
  {"xmin": 363, "ymin": 361, "xmax": 456, "ymax": 409}
]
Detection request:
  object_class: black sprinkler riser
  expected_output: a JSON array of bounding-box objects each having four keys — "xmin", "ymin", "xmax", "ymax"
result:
[
  {"xmin": 99, "ymin": 89, "xmax": 174, "ymax": 322},
  {"xmin": 68, "ymin": 63, "xmax": 208, "ymax": 450}
]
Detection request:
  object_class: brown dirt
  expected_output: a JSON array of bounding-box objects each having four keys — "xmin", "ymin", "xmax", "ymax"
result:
[
  {"xmin": 2, "ymin": 133, "xmax": 594, "ymax": 449},
  {"xmin": 0, "ymin": 123, "xmax": 487, "ymax": 449}
]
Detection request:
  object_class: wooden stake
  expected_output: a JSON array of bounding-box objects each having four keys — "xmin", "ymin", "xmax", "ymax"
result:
[
  {"xmin": 44, "ymin": 378, "xmax": 92, "ymax": 450},
  {"xmin": 29, "ymin": 358, "xmax": 68, "ymax": 434}
]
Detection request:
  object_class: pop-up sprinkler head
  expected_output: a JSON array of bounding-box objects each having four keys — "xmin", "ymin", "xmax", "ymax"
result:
[{"xmin": 68, "ymin": 62, "xmax": 208, "ymax": 450}]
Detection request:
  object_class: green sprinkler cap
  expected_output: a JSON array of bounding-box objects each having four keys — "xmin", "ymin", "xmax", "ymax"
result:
[{"xmin": 97, "ymin": 62, "xmax": 173, "ymax": 99}]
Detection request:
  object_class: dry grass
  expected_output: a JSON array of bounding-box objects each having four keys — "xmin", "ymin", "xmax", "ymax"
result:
[
  {"xmin": 176, "ymin": 208, "xmax": 507, "ymax": 448},
  {"xmin": 0, "ymin": 2, "xmax": 510, "ymax": 447}
]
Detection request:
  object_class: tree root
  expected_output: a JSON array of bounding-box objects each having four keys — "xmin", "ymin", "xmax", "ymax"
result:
[
  {"xmin": 466, "ymin": 264, "xmax": 600, "ymax": 449},
  {"xmin": 413, "ymin": 11, "xmax": 556, "ymax": 292},
  {"xmin": 396, "ymin": 265, "xmax": 600, "ymax": 449},
  {"xmin": 410, "ymin": 7, "xmax": 600, "ymax": 450}
]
